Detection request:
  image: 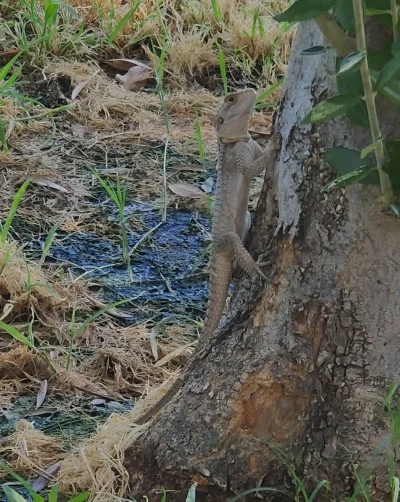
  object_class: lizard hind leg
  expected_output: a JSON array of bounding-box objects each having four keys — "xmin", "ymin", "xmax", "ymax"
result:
[{"xmin": 225, "ymin": 231, "xmax": 267, "ymax": 280}]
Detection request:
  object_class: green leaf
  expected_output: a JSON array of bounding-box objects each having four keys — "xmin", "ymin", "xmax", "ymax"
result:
[
  {"xmin": 324, "ymin": 147, "xmax": 379, "ymax": 185},
  {"xmin": 338, "ymin": 51, "xmax": 365, "ymax": 75},
  {"xmin": 336, "ymin": 69, "xmax": 369, "ymax": 128},
  {"xmin": 370, "ymin": 68, "xmax": 400, "ymax": 107},
  {"xmin": 274, "ymin": 0, "xmax": 337, "ymax": 23},
  {"xmin": 301, "ymin": 45, "xmax": 328, "ymax": 55},
  {"xmin": 382, "ymin": 140, "xmax": 400, "ymax": 195},
  {"xmin": 1, "ymin": 486, "xmax": 28, "ymax": 502},
  {"xmin": 375, "ymin": 57, "xmax": 400, "ymax": 90},
  {"xmin": 392, "ymin": 40, "xmax": 400, "ymax": 58},
  {"xmin": 333, "ymin": 0, "xmax": 355, "ymax": 35},
  {"xmin": 323, "ymin": 166, "xmax": 377, "ymax": 192},
  {"xmin": 302, "ymin": 93, "xmax": 361, "ymax": 124}
]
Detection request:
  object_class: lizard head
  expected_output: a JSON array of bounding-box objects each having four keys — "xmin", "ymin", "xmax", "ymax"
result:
[{"xmin": 213, "ymin": 88, "xmax": 257, "ymax": 142}]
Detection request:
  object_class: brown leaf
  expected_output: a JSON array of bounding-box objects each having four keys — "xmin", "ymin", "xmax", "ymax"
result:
[
  {"xmin": 71, "ymin": 81, "xmax": 88, "ymax": 100},
  {"xmin": 106, "ymin": 58, "xmax": 152, "ymax": 71},
  {"xmin": 30, "ymin": 175, "xmax": 69, "ymax": 193},
  {"xmin": 168, "ymin": 182, "xmax": 205, "ymax": 199},
  {"xmin": 169, "ymin": 164, "xmax": 206, "ymax": 173},
  {"xmin": 31, "ymin": 461, "xmax": 62, "ymax": 492},
  {"xmin": 116, "ymin": 65, "xmax": 152, "ymax": 91},
  {"xmin": 36, "ymin": 379, "xmax": 48, "ymax": 408},
  {"xmin": 0, "ymin": 49, "xmax": 20, "ymax": 59}
]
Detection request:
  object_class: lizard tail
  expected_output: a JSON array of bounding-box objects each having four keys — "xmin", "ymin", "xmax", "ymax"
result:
[{"xmin": 203, "ymin": 253, "xmax": 233, "ymax": 338}]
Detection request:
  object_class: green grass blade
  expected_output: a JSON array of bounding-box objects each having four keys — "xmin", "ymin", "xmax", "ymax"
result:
[
  {"xmin": 0, "ymin": 51, "xmax": 23, "ymax": 83},
  {"xmin": 308, "ymin": 480, "xmax": 330, "ymax": 502},
  {"xmin": 75, "ymin": 295, "xmax": 142, "ymax": 337},
  {"xmin": 108, "ymin": 0, "xmax": 141, "ymax": 44},
  {"xmin": 0, "ymin": 321, "xmax": 35, "ymax": 349},
  {"xmin": 1, "ymin": 180, "xmax": 30, "ymax": 243},
  {"xmin": 216, "ymin": 41, "xmax": 227, "ymax": 95},
  {"xmin": 2, "ymin": 67, "xmax": 23, "ymax": 92},
  {"xmin": 0, "ymin": 115, "xmax": 8, "ymax": 152},
  {"xmin": 38, "ymin": 223, "xmax": 59, "ymax": 268},
  {"xmin": 0, "ymin": 463, "xmax": 44, "ymax": 502},
  {"xmin": 255, "ymin": 80, "xmax": 283, "ymax": 106},
  {"xmin": 66, "ymin": 493, "xmax": 90, "ymax": 502},
  {"xmin": 210, "ymin": 0, "xmax": 222, "ymax": 23},
  {"xmin": 392, "ymin": 476, "xmax": 400, "ymax": 502},
  {"xmin": 48, "ymin": 484, "xmax": 59, "ymax": 502}
]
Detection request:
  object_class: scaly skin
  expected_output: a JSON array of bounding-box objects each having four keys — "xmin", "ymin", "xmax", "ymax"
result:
[{"xmin": 203, "ymin": 90, "xmax": 281, "ymax": 338}]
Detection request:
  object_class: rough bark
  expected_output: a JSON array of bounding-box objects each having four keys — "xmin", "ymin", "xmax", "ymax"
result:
[{"xmin": 124, "ymin": 20, "xmax": 400, "ymax": 501}]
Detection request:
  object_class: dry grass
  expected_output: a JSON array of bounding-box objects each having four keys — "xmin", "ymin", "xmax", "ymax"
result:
[
  {"xmin": 0, "ymin": 0, "xmax": 291, "ymax": 496},
  {"xmin": 0, "ymin": 420, "xmax": 65, "ymax": 478},
  {"xmin": 0, "ymin": 241, "xmax": 69, "ymax": 319},
  {"xmin": 58, "ymin": 376, "xmax": 180, "ymax": 499}
]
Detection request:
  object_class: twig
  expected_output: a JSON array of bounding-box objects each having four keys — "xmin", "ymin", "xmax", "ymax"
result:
[
  {"xmin": 352, "ymin": 0, "xmax": 393, "ymax": 202},
  {"xmin": 315, "ymin": 13, "xmax": 357, "ymax": 58}
]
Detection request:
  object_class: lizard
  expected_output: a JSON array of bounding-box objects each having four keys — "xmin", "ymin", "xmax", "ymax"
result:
[
  {"xmin": 133, "ymin": 89, "xmax": 281, "ymax": 424},
  {"xmin": 202, "ymin": 87, "xmax": 281, "ymax": 338}
]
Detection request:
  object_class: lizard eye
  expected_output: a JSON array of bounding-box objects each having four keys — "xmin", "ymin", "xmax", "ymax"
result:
[
  {"xmin": 218, "ymin": 117, "xmax": 224, "ymax": 125},
  {"xmin": 228, "ymin": 96, "xmax": 235, "ymax": 103}
]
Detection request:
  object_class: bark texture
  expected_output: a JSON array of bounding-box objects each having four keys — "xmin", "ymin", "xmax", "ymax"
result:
[{"xmin": 124, "ymin": 20, "xmax": 400, "ymax": 501}]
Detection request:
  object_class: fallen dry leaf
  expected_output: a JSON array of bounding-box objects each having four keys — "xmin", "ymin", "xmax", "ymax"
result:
[
  {"xmin": 106, "ymin": 58, "xmax": 152, "ymax": 71},
  {"xmin": 0, "ymin": 303, "xmax": 14, "ymax": 322},
  {"xmin": 36, "ymin": 379, "xmax": 48, "ymax": 408},
  {"xmin": 168, "ymin": 182, "xmax": 205, "ymax": 199},
  {"xmin": 71, "ymin": 81, "xmax": 88, "ymax": 100},
  {"xmin": 201, "ymin": 177, "xmax": 214, "ymax": 193},
  {"xmin": 116, "ymin": 65, "xmax": 152, "ymax": 91},
  {"xmin": 0, "ymin": 49, "xmax": 20, "ymax": 59},
  {"xmin": 30, "ymin": 175, "xmax": 69, "ymax": 193},
  {"xmin": 154, "ymin": 341, "xmax": 197, "ymax": 367},
  {"xmin": 149, "ymin": 327, "xmax": 158, "ymax": 361},
  {"xmin": 21, "ymin": 407, "xmax": 58, "ymax": 417},
  {"xmin": 31, "ymin": 461, "xmax": 62, "ymax": 493}
]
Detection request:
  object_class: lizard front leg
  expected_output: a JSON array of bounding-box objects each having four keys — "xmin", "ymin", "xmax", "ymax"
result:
[
  {"xmin": 215, "ymin": 232, "xmax": 266, "ymax": 280},
  {"xmin": 235, "ymin": 133, "xmax": 282, "ymax": 180}
]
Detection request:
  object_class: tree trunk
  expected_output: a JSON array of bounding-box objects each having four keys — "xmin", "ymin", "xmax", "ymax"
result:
[{"xmin": 124, "ymin": 20, "xmax": 400, "ymax": 501}]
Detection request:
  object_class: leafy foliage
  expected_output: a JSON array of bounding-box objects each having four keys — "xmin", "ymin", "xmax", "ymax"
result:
[
  {"xmin": 302, "ymin": 94, "xmax": 361, "ymax": 124},
  {"xmin": 274, "ymin": 0, "xmax": 338, "ymax": 23}
]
